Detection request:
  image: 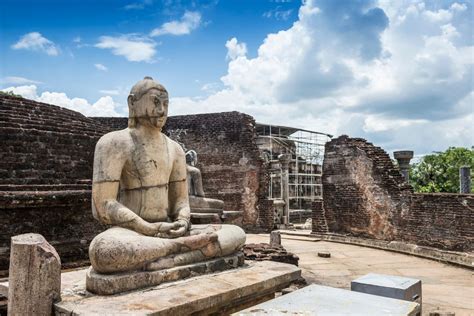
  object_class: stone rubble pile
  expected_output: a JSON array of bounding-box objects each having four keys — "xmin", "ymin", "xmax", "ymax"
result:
[{"xmin": 243, "ymin": 243, "xmax": 299, "ymax": 266}]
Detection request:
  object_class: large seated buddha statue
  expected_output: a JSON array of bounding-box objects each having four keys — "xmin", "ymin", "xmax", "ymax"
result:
[{"xmin": 88, "ymin": 76, "xmax": 246, "ymax": 276}]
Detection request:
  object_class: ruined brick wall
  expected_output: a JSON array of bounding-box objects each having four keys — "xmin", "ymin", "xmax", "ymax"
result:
[
  {"xmin": 0, "ymin": 95, "xmax": 108, "ymax": 186},
  {"xmin": 322, "ymin": 136, "xmax": 412, "ymax": 240},
  {"xmin": 0, "ymin": 95, "xmax": 110, "ymax": 274},
  {"xmin": 92, "ymin": 112, "xmax": 273, "ymax": 231},
  {"xmin": 319, "ymin": 135, "xmax": 473, "ymax": 252},
  {"xmin": 401, "ymin": 193, "xmax": 473, "ymax": 251}
]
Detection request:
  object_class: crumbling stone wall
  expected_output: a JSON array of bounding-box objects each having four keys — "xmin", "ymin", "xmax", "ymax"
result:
[
  {"xmin": 318, "ymin": 135, "xmax": 473, "ymax": 252},
  {"xmin": 93, "ymin": 112, "xmax": 273, "ymax": 230},
  {"xmin": 0, "ymin": 95, "xmax": 110, "ymax": 274}
]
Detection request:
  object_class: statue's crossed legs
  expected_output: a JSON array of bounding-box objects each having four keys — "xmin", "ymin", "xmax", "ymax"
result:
[{"xmin": 89, "ymin": 224, "xmax": 246, "ymax": 274}]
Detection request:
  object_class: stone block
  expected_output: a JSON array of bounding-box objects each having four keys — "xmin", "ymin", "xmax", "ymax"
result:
[
  {"xmin": 351, "ymin": 273, "xmax": 421, "ymax": 305},
  {"xmin": 237, "ymin": 284, "xmax": 421, "ymax": 315}
]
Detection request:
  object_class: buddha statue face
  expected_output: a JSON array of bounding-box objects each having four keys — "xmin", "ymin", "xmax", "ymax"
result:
[{"xmin": 128, "ymin": 76, "xmax": 169, "ymax": 129}]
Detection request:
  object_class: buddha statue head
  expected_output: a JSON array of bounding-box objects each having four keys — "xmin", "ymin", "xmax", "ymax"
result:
[{"xmin": 127, "ymin": 76, "xmax": 169, "ymax": 129}]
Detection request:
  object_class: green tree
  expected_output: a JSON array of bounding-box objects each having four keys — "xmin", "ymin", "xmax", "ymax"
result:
[{"xmin": 409, "ymin": 147, "xmax": 474, "ymax": 193}]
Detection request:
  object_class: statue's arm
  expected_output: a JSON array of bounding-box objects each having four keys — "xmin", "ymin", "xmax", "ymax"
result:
[
  {"xmin": 168, "ymin": 141, "xmax": 191, "ymax": 230},
  {"xmin": 91, "ymin": 133, "xmax": 159, "ymax": 236}
]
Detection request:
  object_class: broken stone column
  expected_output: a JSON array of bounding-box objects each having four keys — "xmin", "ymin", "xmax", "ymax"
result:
[
  {"xmin": 460, "ymin": 166, "xmax": 471, "ymax": 193},
  {"xmin": 8, "ymin": 233, "xmax": 61, "ymax": 316},
  {"xmin": 278, "ymin": 154, "xmax": 291, "ymax": 225},
  {"xmin": 394, "ymin": 151, "xmax": 414, "ymax": 182},
  {"xmin": 270, "ymin": 231, "xmax": 281, "ymax": 247}
]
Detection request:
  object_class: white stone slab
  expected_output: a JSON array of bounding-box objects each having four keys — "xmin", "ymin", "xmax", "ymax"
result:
[{"xmin": 236, "ymin": 284, "xmax": 421, "ymax": 316}]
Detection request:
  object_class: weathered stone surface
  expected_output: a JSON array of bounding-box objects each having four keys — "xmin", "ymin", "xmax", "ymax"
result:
[
  {"xmin": 236, "ymin": 284, "xmax": 420, "ymax": 315},
  {"xmin": 244, "ymin": 243, "xmax": 299, "ymax": 266},
  {"xmin": 8, "ymin": 233, "xmax": 61, "ymax": 316},
  {"xmin": 87, "ymin": 252, "xmax": 244, "ymax": 295},
  {"xmin": 55, "ymin": 261, "xmax": 301, "ymax": 316}
]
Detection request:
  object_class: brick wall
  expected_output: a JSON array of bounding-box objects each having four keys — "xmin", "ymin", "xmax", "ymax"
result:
[
  {"xmin": 0, "ymin": 95, "xmax": 112, "ymax": 274},
  {"xmin": 402, "ymin": 193, "xmax": 473, "ymax": 251},
  {"xmin": 93, "ymin": 112, "xmax": 273, "ymax": 230},
  {"xmin": 0, "ymin": 95, "xmax": 109, "ymax": 186},
  {"xmin": 317, "ymin": 135, "xmax": 473, "ymax": 252}
]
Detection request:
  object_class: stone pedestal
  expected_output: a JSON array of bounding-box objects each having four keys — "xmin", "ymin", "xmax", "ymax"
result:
[
  {"xmin": 8, "ymin": 233, "xmax": 61, "ymax": 316},
  {"xmin": 189, "ymin": 195, "xmax": 225, "ymax": 224},
  {"xmin": 55, "ymin": 261, "xmax": 301, "ymax": 315},
  {"xmin": 86, "ymin": 252, "xmax": 244, "ymax": 295}
]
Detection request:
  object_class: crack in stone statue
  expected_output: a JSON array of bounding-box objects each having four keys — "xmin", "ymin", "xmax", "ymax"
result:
[{"xmin": 89, "ymin": 76, "xmax": 246, "ymax": 274}]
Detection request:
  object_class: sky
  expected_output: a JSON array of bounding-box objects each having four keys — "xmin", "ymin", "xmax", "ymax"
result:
[{"xmin": 1, "ymin": 0, "xmax": 473, "ymax": 156}]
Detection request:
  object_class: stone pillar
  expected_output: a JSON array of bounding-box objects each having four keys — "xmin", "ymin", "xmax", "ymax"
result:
[
  {"xmin": 278, "ymin": 154, "xmax": 291, "ymax": 226},
  {"xmin": 8, "ymin": 233, "xmax": 61, "ymax": 316},
  {"xmin": 270, "ymin": 231, "xmax": 281, "ymax": 247},
  {"xmin": 394, "ymin": 151, "xmax": 414, "ymax": 182},
  {"xmin": 460, "ymin": 166, "xmax": 471, "ymax": 193}
]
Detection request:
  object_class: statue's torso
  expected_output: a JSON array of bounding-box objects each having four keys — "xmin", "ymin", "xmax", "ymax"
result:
[{"xmin": 119, "ymin": 131, "xmax": 174, "ymax": 222}]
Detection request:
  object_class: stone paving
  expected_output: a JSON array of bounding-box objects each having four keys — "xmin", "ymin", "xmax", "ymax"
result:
[{"xmin": 247, "ymin": 234, "xmax": 474, "ymax": 316}]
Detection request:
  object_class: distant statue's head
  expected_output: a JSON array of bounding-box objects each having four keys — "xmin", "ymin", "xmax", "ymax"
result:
[
  {"xmin": 128, "ymin": 76, "xmax": 169, "ymax": 129},
  {"xmin": 185, "ymin": 150, "xmax": 198, "ymax": 166}
]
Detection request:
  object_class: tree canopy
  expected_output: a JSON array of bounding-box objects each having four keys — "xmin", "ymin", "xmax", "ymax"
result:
[{"xmin": 409, "ymin": 147, "xmax": 474, "ymax": 193}]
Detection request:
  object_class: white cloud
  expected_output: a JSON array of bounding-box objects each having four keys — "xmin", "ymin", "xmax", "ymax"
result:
[
  {"xmin": 263, "ymin": 8, "xmax": 293, "ymax": 21},
  {"xmin": 1, "ymin": 76, "xmax": 42, "ymax": 85},
  {"xmin": 73, "ymin": 36, "xmax": 81, "ymax": 43},
  {"xmin": 99, "ymin": 89, "xmax": 120, "ymax": 95},
  {"xmin": 11, "ymin": 32, "xmax": 59, "ymax": 56},
  {"xmin": 1, "ymin": 85, "xmax": 124, "ymax": 117},
  {"xmin": 450, "ymin": 2, "xmax": 467, "ymax": 12},
  {"xmin": 1, "ymin": 85, "xmax": 38, "ymax": 100},
  {"xmin": 170, "ymin": 0, "xmax": 473, "ymax": 154},
  {"xmin": 225, "ymin": 38, "xmax": 247, "ymax": 60},
  {"xmin": 124, "ymin": 0, "xmax": 152, "ymax": 10},
  {"xmin": 94, "ymin": 63, "xmax": 108, "ymax": 71},
  {"xmin": 150, "ymin": 11, "xmax": 201, "ymax": 36},
  {"xmin": 95, "ymin": 35, "xmax": 156, "ymax": 62}
]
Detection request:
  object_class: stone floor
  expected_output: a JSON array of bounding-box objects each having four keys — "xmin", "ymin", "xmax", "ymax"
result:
[{"xmin": 247, "ymin": 234, "xmax": 474, "ymax": 316}]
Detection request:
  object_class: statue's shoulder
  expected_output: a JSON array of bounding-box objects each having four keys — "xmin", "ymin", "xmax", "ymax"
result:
[
  {"xmin": 163, "ymin": 134, "xmax": 185, "ymax": 157},
  {"xmin": 96, "ymin": 129, "xmax": 133, "ymax": 152}
]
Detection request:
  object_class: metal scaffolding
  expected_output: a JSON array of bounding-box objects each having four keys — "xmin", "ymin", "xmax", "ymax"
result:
[{"xmin": 256, "ymin": 123, "xmax": 332, "ymax": 221}]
